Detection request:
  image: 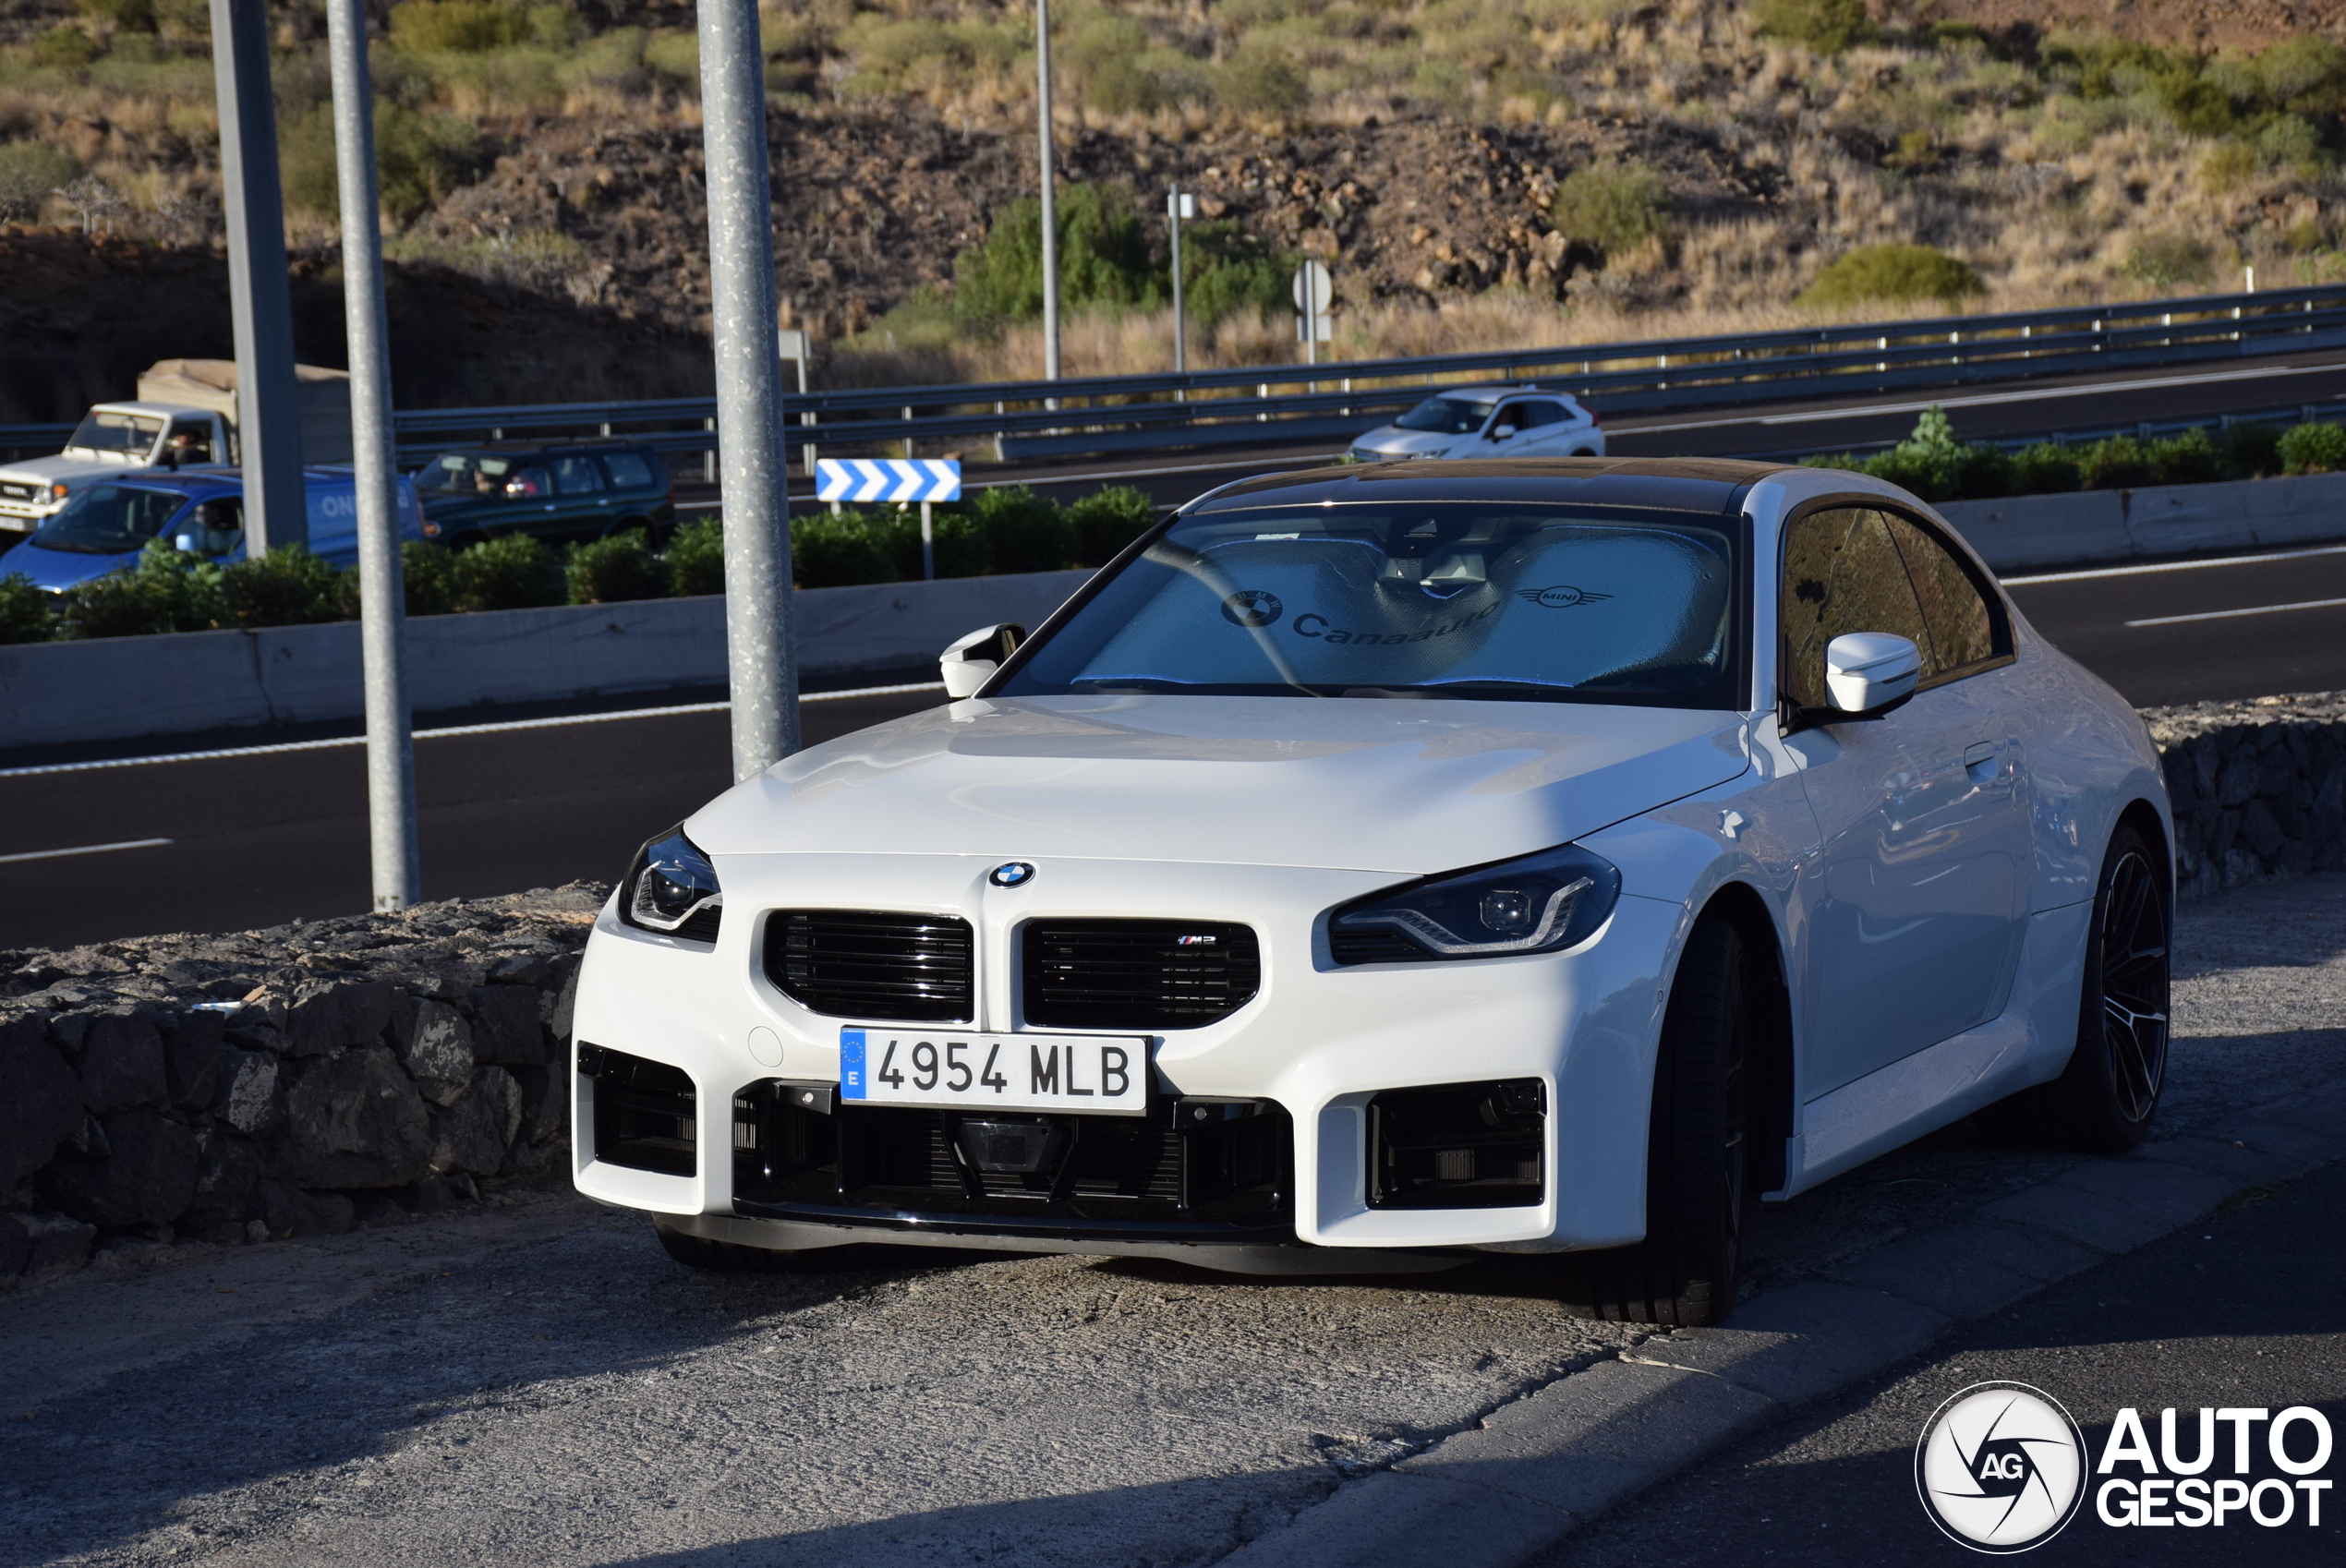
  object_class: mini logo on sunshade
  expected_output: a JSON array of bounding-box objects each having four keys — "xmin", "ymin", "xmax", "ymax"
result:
[{"xmin": 1518, "ymin": 585, "xmax": 1613, "ymax": 609}]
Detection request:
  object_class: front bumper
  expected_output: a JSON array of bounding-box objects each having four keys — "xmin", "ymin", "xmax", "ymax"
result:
[{"xmin": 571, "ymin": 851, "xmax": 1679, "ymax": 1261}]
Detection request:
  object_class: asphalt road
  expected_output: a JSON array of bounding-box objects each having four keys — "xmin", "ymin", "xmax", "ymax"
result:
[
  {"xmin": 1533, "ymin": 1162, "xmax": 2346, "ymax": 1568},
  {"xmin": 3, "ymin": 874, "xmax": 2338, "ymax": 1568},
  {"xmin": 5, "ymin": 537, "xmax": 2343, "ymax": 949}
]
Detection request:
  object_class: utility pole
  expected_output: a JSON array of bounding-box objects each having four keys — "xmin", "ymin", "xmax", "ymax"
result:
[
  {"xmin": 1036, "ymin": 0, "xmax": 1060, "ymax": 382},
  {"xmin": 696, "ymin": 0, "xmax": 797, "ymax": 779},
  {"xmin": 208, "ymin": 0, "xmax": 305, "ymax": 554},
  {"xmin": 1168, "ymin": 187, "xmax": 1193, "ymax": 375},
  {"xmin": 324, "ymin": 0, "xmax": 418, "ymax": 911}
]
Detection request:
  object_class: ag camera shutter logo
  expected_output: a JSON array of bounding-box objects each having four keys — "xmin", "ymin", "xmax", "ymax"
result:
[{"xmin": 1916, "ymin": 1382, "xmax": 2087, "ymax": 1552}]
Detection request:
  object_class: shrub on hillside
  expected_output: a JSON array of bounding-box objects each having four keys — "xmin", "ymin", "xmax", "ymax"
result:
[
  {"xmin": 2008, "ymin": 442, "xmax": 2083, "ymax": 495},
  {"xmin": 30, "ymin": 24, "xmax": 102, "ymax": 70},
  {"xmin": 565, "ymin": 528, "xmax": 670, "ymax": 604},
  {"xmin": 1220, "ymin": 44, "xmax": 1308, "ymax": 115},
  {"xmin": 1180, "ymin": 221, "xmax": 1293, "ymax": 329},
  {"xmin": 79, "ymin": 0, "xmax": 156, "ymax": 32},
  {"xmin": 0, "ymin": 573, "xmax": 55, "ymax": 645},
  {"xmin": 1796, "ymin": 245, "xmax": 1984, "ymax": 308},
  {"xmin": 1067, "ymin": 486, "xmax": 1158, "ymax": 565},
  {"xmin": 2146, "ymin": 427, "xmax": 2224, "ymax": 487},
  {"xmin": 387, "ymin": 0, "xmax": 529, "ymax": 54},
  {"xmin": 2078, "ymin": 433, "xmax": 2152, "ymax": 490},
  {"xmin": 1549, "ymin": 159, "xmax": 1672, "ymax": 258},
  {"xmin": 952, "ymin": 184, "xmax": 1159, "ymax": 323},
  {"xmin": 665, "ymin": 516, "xmax": 724, "ymax": 597},
  {"xmin": 1753, "ymin": 0, "xmax": 1869, "ymax": 54},
  {"xmin": 2121, "ymin": 233, "xmax": 2216, "ymax": 290},
  {"xmin": 0, "ymin": 140, "xmax": 79, "ymax": 223},
  {"xmin": 2278, "ymin": 419, "xmax": 2346, "ymax": 474},
  {"xmin": 281, "ymin": 102, "xmax": 482, "ymax": 225}
]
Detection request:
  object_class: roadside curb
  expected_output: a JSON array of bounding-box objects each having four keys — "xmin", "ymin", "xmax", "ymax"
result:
[{"xmin": 1219, "ymin": 1080, "xmax": 2346, "ymax": 1568}]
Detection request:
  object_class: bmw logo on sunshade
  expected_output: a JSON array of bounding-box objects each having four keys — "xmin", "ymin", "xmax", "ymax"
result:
[{"xmin": 988, "ymin": 862, "xmax": 1036, "ymax": 888}]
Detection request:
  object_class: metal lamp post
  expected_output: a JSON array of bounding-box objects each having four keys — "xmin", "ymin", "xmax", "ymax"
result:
[
  {"xmin": 1168, "ymin": 187, "xmax": 1194, "ymax": 375},
  {"xmin": 1036, "ymin": 0, "xmax": 1060, "ymax": 383},
  {"xmin": 697, "ymin": 0, "xmax": 799, "ymax": 780},
  {"xmin": 322, "ymin": 0, "xmax": 419, "ymax": 910}
]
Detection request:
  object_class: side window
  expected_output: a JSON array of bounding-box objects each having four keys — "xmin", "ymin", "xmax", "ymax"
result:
[
  {"xmin": 600, "ymin": 450, "xmax": 658, "ymax": 489},
  {"xmin": 505, "ymin": 464, "xmax": 551, "ymax": 499},
  {"xmin": 1779, "ymin": 507, "xmax": 1930, "ymax": 710},
  {"xmin": 168, "ymin": 420, "xmax": 215, "ymax": 462},
  {"xmin": 1490, "ymin": 403, "xmax": 1528, "ymax": 435},
  {"xmin": 551, "ymin": 453, "xmax": 607, "ymax": 495},
  {"xmin": 1883, "ymin": 513, "xmax": 2000, "ymax": 680},
  {"xmin": 1518, "ymin": 401, "xmax": 1566, "ymax": 428}
]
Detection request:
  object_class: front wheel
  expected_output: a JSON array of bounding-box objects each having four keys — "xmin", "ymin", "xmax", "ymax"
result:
[
  {"xmin": 1983, "ymin": 825, "xmax": 2171, "ymax": 1151},
  {"xmin": 1564, "ymin": 917, "xmax": 1752, "ymax": 1326}
]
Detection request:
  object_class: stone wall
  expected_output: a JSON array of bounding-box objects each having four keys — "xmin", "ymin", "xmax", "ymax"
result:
[
  {"xmin": 1, "ymin": 887, "xmax": 600, "ymax": 1290},
  {"xmin": 2, "ymin": 695, "xmax": 2342, "ymax": 1292},
  {"xmin": 2144, "ymin": 693, "xmax": 2346, "ymax": 897}
]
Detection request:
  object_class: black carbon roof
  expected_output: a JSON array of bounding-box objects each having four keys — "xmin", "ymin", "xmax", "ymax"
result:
[{"xmin": 1187, "ymin": 456, "xmax": 1789, "ymax": 516}]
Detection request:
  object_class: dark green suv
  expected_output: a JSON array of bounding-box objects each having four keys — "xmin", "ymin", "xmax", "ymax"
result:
[{"xmin": 413, "ymin": 444, "xmax": 677, "ymax": 549}]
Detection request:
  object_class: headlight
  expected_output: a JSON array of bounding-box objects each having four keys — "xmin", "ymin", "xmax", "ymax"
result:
[
  {"xmin": 1329, "ymin": 843, "xmax": 1621, "ymax": 964},
  {"xmin": 620, "ymin": 826, "xmax": 722, "ymax": 941}
]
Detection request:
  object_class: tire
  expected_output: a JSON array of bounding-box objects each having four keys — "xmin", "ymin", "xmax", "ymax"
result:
[
  {"xmin": 654, "ymin": 1223, "xmax": 801, "ymax": 1273},
  {"xmin": 1566, "ymin": 918, "xmax": 1752, "ymax": 1326},
  {"xmin": 1982, "ymin": 825, "xmax": 2171, "ymax": 1152}
]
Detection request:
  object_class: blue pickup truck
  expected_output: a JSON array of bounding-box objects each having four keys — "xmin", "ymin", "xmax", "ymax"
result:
[{"xmin": 0, "ymin": 466, "xmax": 424, "ymax": 592}]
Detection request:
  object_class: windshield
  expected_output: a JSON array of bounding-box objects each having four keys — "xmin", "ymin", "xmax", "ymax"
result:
[
  {"xmin": 997, "ymin": 501, "xmax": 1744, "ymax": 708},
  {"xmin": 415, "ymin": 452, "xmax": 515, "ymax": 495},
  {"xmin": 1394, "ymin": 396, "xmax": 1498, "ymax": 434},
  {"xmin": 32, "ymin": 483, "xmax": 191, "ymax": 554},
  {"xmin": 67, "ymin": 411, "xmax": 163, "ymax": 457}
]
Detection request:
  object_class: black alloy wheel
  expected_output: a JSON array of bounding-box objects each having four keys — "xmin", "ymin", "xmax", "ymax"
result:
[
  {"xmin": 1563, "ymin": 917, "xmax": 1752, "ymax": 1327},
  {"xmin": 1981, "ymin": 824, "xmax": 2171, "ymax": 1152}
]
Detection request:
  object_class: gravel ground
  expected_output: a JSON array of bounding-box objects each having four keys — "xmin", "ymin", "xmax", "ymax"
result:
[{"xmin": 4, "ymin": 874, "xmax": 2341, "ymax": 1568}]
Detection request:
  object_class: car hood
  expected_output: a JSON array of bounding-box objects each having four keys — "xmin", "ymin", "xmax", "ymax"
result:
[
  {"xmin": 2, "ymin": 541, "xmax": 137, "ymax": 589},
  {"xmin": 1349, "ymin": 427, "xmax": 1463, "ymax": 457},
  {"xmin": 689, "ymin": 694, "xmax": 1752, "ymax": 874},
  {"xmin": 0, "ymin": 456, "xmax": 133, "ymax": 486}
]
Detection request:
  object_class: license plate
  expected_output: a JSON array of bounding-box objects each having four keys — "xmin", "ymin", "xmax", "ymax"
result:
[{"xmin": 839, "ymin": 1028, "xmax": 1149, "ymax": 1116}]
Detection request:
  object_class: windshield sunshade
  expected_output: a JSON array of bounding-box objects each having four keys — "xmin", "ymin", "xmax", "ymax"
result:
[
  {"xmin": 32, "ymin": 484, "xmax": 191, "ymax": 555},
  {"xmin": 997, "ymin": 502, "xmax": 1744, "ymax": 708}
]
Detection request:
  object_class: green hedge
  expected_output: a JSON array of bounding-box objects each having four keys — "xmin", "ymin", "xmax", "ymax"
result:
[
  {"xmin": 0, "ymin": 483, "xmax": 1165, "ymax": 645},
  {"xmin": 1802, "ymin": 407, "xmax": 2339, "ymax": 503}
]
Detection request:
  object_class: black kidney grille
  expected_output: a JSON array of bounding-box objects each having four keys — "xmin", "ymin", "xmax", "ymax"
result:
[
  {"xmin": 766, "ymin": 910, "xmax": 973, "ymax": 1022},
  {"xmin": 1022, "ymin": 920, "xmax": 1261, "ymax": 1030}
]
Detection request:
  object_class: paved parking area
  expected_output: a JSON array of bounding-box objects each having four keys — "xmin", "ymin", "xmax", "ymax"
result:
[{"xmin": 4, "ymin": 875, "xmax": 2341, "ymax": 1568}]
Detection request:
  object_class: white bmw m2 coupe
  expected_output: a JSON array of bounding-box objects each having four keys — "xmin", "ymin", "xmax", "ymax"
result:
[{"xmin": 573, "ymin": 458, "xmax": 2172, "ymax": 1325}]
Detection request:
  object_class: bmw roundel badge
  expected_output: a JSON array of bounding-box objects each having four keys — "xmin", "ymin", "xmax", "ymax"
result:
[{"xmin": 988, "ymin": 862, "xmax": 1036, "ymax": 888}]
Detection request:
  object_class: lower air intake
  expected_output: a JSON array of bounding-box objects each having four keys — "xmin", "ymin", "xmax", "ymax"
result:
[{"xmin": 582, "ymin": 1043, "xmax": 696, "ymax": 1176}]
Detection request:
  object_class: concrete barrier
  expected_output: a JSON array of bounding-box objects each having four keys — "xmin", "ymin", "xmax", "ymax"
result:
[
  {"xmin": 0, "ymin": 568, "xmax": 1095, "ymax": 750},
  {"xmin": 1938, "ymin": 470, "xmax": 2346, "ymax": 572}
]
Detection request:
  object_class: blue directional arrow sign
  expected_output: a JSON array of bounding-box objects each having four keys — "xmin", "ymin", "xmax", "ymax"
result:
[{"xmin": 814, "ymin": 458, "xmax": 961, "ymax": 504}]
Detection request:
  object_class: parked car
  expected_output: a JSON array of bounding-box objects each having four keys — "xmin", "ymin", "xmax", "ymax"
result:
[
  {"xmin": 571, "ymin": 456, "xmax": 2171, "ymax": 1327},
  {"xmin": 0, "ymin": 403, "xmax": 233, "ymax": 543},
  {"xmin": 1348, "ymin": 386, "xmax": 1604, "ymax": 462},
  {"xmin": 411, "ymin": 443, "xmax": 677, "ymax": 549},
  {"xmin": 0, "ymin": 466, "xmax": 425, "ymax": 593}
]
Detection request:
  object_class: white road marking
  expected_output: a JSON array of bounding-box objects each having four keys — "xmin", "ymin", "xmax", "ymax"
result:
[
  {"xmin": 0, "ymin": 682, "xmax": 946, "ymax": 779},
  {"xmin": 0, "ymin": 837, "xmax": 173, "ymax": 864},
  {"xmin": 2001, "ymin": 542, "xmax": 2346, "ymax": 585},
  {"xmin": 2125, "ymin": 595, "xmax": 2346, "ymax": 627}
]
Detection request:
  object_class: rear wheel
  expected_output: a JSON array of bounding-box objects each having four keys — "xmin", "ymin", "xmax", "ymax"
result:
[
  {"xmin": 1982, "ymin": 825, "xmax": 2170, "ymax": 1151},
  {"xmin": 654, "ymin": 1223, "xmax": 802, "ymax": 1272},
  {"xmin": 1565, "ymin": 917, "xmax": 1752, "ymax": 1326}
]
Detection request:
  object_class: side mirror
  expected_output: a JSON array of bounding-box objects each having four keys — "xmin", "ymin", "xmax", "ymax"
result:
[
  {"xmin": 940, "ymin": 622, "xmax": 1023, "ymax": 700},
  {"xmin": 1823, "ymin": 633, "xmax": 1921, "ymax": 718}
]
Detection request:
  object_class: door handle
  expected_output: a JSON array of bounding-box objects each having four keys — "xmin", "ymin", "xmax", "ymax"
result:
[{"xmin": 1964, "ymin": 742, "xmax": 1999, "ymax": 781}]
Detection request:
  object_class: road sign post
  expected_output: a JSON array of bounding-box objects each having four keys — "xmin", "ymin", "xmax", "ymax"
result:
[
  {"xmin": 1168, "ymin": 187, "xmax": 1195, "ymax": 377},
  {"xmin": 816, "ymin": 459, "xmax": 961, "ymax": 580},
  {"xmin": 207, "ymin": 0, "xmax": 304, "ymax": 555},
  {"xmin": 697, "ymin": 0, "xmax": 798, "ymax": 780},
  {"xmin": 1292, "ymin": 259, "xmax": 1334, "ymax": 368},
  {"xmin": 1035, "ymin": 0, "xmax": 1061, "ymax": 384},
  {"xmin": 324, "ymin": 0, "xmax": 418, "ymax": 911}
]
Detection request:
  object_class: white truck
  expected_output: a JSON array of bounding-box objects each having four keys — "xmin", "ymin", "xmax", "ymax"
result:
[{"xmin": 0, "ymin": 359, "xmax": 351, "ymax": 544}]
